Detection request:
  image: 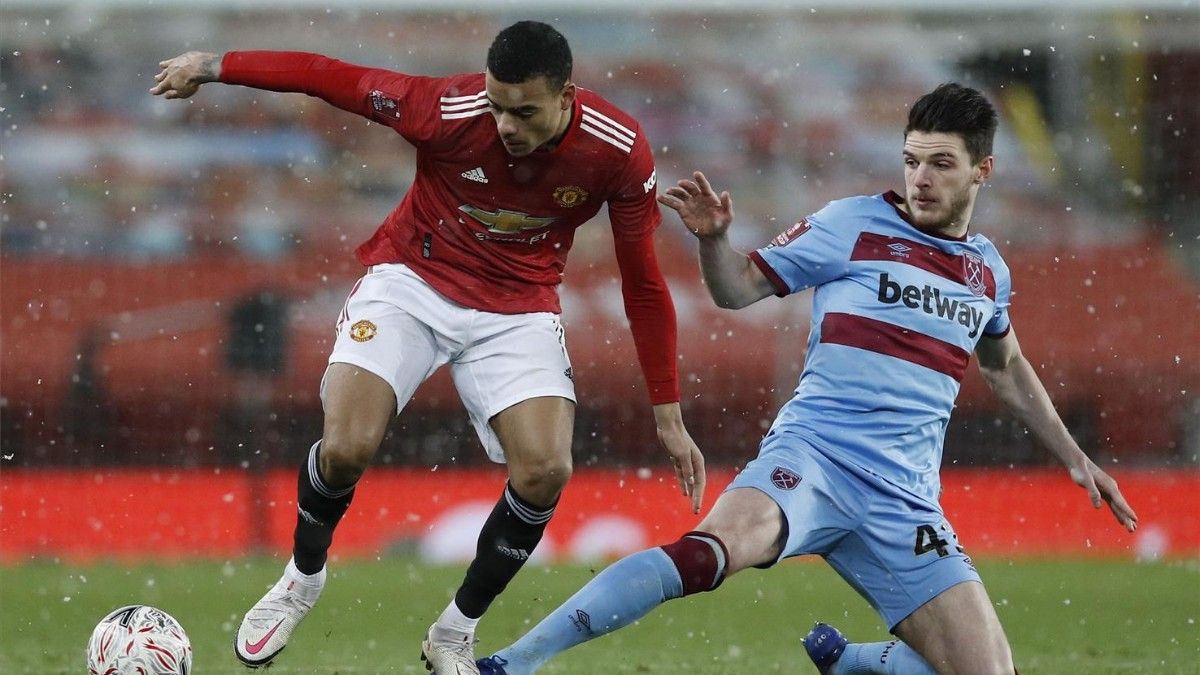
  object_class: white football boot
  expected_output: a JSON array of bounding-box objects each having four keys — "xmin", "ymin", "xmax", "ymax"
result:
[
  {"xmin": 420, "ymin": 622, "xmax": 480, "ymax": 675},
  {"xmin": 234, "ymin": 559, "xmax": 325, "ymax": 668}
]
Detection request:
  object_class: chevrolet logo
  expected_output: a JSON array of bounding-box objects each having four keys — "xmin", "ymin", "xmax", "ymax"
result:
[{"xmin": 459, "ymin": 205, "xmax": 556, "ymax": 233}]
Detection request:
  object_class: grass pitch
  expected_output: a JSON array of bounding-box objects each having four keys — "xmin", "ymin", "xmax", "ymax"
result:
[{"xmin": 1, "ymin": 556, "xmax": 1196, "ymax": 673}]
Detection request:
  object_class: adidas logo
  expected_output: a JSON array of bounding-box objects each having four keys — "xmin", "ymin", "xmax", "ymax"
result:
[
  {"xmin": 297, "ymin": 507, "xmax": 325, "ymax": 527},
  {"xmin": 496, "ymin": 545, "xmax": 529, "ymax": 561},
  {"xmin": 461, "ymin": 167, "xmax": 488, "ymax": 183}
]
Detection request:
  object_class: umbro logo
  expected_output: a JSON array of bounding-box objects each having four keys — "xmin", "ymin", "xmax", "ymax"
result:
[
  {"xmin": 461, "ymin": 167, "xmax": 488, "ymax": 183},
  {"xmin": 569, "ymin": 609, "xmax": 592, "ymax": 633},
  {"xmin": 888, "ymin": 242, "xmax": 912, "ymax": 257}
]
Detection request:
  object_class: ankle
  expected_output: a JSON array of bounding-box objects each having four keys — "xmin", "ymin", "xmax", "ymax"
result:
[{"xmin": 435, "ymin": 601, "xmax": 480, "ymax": 636}]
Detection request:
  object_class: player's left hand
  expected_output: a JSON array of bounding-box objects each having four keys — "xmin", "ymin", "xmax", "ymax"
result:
[
  {"xmin": 1069, "ymin": 459, "xmax": 1138, "ymax": 532},
  {"xmin": 653, "ymin": 402, "xmax": 706, "ymax": 513}
]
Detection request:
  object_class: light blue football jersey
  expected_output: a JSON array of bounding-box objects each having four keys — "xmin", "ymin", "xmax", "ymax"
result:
[{"xmin": 751, "ymin": 191, "xmax": 1012, "ymax": 502}]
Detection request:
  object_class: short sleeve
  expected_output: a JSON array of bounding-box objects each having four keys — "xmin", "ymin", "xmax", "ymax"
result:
[
  {"xmin": 749, "ymin": 198, "xmax": 863, "ymax": 296},
  {"xmin": 984, "ymin": 253, "xmax": 1013, "ymax": 337}
]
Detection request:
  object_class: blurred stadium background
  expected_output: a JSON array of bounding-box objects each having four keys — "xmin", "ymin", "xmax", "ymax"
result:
[{"xmin": 1, "ymin": 3, "xmax": 1198, "ymax": 670}]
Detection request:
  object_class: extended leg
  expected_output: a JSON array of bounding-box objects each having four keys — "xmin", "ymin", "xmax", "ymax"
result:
[{"xmin": 483, "ymin": 487, "xmax": 785, "ymax": 675}]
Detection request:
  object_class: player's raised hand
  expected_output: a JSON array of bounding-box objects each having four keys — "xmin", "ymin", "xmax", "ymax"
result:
[
  {"xmin": 657, "ymin": 171, "xmax": 734, "ymax": 239},
  {"xmin": 150, "ymin": 51, "xmax": 221, "ymax": 99},
  {"xmin": 1069, "ymin": 460, "xmax": 1138, "ymax": 532},
  {"xmin": 653, "ymin": 402, "xmax": 707, "ymax": 513}
]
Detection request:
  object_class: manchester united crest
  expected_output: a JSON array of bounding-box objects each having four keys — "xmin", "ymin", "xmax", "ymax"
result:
[
  {"xmin": 350, "ymin": 319, "xmax": 377, "ymax": 342},
  {"xmin": 963, "ymin": 252, "xmax": 987, "ymax": 297},
  {"xmin": 552, "ymin": 185, "xmax": 588, "ymax": 208}
]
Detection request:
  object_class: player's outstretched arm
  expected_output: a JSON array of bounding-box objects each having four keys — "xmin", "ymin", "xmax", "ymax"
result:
[
  {"xmin": 657, "ymin": 171, "xmax": 774, "ymax": 309},
  {"xmin": 653, "ymin": 402, "xmax": 706, "ymax": 514},
  {"xmin": 150, "ymin": 51, "xmax": 222, "ymax": 99},
  {"xmin": 976, "ymin": 329, "xmax": 1138, "ymax": 531}
]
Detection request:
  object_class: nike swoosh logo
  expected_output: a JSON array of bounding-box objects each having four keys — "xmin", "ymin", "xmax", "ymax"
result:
[{"xmin": 243, "ymin": 620, "xmax": 284, "ymax": 655}]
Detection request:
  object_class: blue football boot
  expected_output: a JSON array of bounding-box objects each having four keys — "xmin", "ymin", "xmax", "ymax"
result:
[
  {"xmin": 803, "ymin": 622, "xmax": 848, "ymax": 675},
  {"xmin": 476, "ymin": 654, "xmax": 509, "ymax": 674}
]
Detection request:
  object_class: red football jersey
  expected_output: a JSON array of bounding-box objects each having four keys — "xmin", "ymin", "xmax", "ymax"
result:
[
  {"xmin": 222, "ymin": 52, "xmax": 660, "ymax": 315},
  {"xmin": 220, "ymin": 52, "xmax": 679, "ymax": 403}
]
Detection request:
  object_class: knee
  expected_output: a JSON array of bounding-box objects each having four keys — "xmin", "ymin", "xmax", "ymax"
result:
[
  {"xmin": 984, "ymin": 642, "xmax": 1015, "ymax": 675},
  {"xmin": 660, "ymin": 531, "xmax": 729, "ymax": 597},
  {"xmin": 945, "ymin": 638, "xmax": 1014, "ymax": 675},
  {"xmin": 974, "ymin": 629, "xmax": 1014, "ymax": 675},
  {"xmin": 509, "ymin": 456, "xmax": 573, "ymax": 505},
  {"xmin": 318, "ymin": 431, "xmax": 379, "ymax": 486}
]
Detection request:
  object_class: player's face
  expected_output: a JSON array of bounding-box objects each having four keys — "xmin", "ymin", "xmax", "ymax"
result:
[
  {"xmin": 902, "ymin": 131, "xmax": 993, "ymax": 233},
  {"xmin": 485, "ymin": 71, "xmax": 576, "ymax": 157}
]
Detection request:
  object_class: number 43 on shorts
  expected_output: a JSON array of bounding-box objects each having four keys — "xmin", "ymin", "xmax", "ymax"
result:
[{"xmin": 913, "ymin": 523, "xmax": 965, "ymax": 558}]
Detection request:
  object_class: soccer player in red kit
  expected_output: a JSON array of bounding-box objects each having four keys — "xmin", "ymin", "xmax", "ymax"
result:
[{"xmin": 151, "ymin": 21, "xmax": 705, "ymax": 674}]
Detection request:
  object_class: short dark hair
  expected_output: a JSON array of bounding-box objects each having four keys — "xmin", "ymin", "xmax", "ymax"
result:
[
  {"xmin": 486, "ymin": 21, "xmax": 573, "ymax": 89},
  {"xmin": 905, "ymin": 83, "xmax": 998, "ymax": 164}
]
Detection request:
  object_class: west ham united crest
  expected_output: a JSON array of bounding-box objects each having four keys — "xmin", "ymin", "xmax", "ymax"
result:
[
  {"xmin": 770, "ymin": 466, "xmax": 801, "ymax": 490},
  {"xmin": 350, "ymin": 319, "xmax": 378, "ymax": 342},
  {"xmin": 963, "ymin": 252, "xmax": 987, "ymax": 297}
]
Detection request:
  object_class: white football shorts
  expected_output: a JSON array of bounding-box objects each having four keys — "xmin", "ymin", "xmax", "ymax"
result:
[{"xmin": 323, "ymin": 263, "xmax": 575, "ymax": 462}]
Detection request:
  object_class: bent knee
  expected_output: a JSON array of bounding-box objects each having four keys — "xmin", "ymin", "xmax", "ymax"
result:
[
  {"xmin": 933, "ymin": 637, "xmax": 1014, "ymax": 675},
  {"xmin": 318, "ymin": 433, "xmax": 380, "ymax": 485},
  {"xmin": 978, "ymin": 641, "xmax": 1015, "ymax": 675},
  {"xmin": 509, "ymin": 457, "xmax": 573, "ymax": 503}
]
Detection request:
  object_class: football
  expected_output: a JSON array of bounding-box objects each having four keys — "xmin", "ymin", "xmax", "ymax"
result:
[{"xmin": 86, "ymin": 605, "xmax": 193, "ymax": 675}]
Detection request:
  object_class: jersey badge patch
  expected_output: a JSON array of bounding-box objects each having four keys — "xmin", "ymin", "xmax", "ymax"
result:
[
  {"xmin": 963, "ymin": 252, "xmax": 987, "ymax": 297},
  {"xmin": 770, "ymin": 466, "xmax": 801, "ymax": 490},
  {"xmin": 368, "ymin": 90, "xmax": 401, "ymax": 120},
  {"xmin": 769, "ymin": 219, "xmax": 811, "ymax": 248},
  {"xmin": 552, "ymin": 185, "xmax": 588, "ymax": 208},
  {"xmin": 350, "ymin": 320, "xmax": 378, "ymax": 342}
]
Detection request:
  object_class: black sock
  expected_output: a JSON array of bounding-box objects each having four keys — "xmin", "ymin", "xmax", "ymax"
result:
[
  {"xmin": 454, "ymin": 481, "xmax": 556, "ymax": 618},
  {"xmin": 292, "ymin": 440, "xmax": 356, "ymax": 575}
]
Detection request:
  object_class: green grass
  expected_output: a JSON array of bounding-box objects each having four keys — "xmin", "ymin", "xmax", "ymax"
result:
[{"xmin": 1, "ymin": 557, "xmax": 1196, "ymax": 673}]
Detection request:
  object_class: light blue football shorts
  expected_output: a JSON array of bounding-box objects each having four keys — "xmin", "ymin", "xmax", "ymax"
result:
[{"xmin": 727, "ymin": 431, "xmax": 981, "ymax": 630}]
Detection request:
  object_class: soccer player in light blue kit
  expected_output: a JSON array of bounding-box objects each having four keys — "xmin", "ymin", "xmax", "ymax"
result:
[{"xmin": 472, "ymin": 84, "xmax": 1139, "ymax": 674}]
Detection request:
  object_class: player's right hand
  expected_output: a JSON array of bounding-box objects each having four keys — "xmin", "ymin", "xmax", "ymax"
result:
[
  {"xmin": 149, "ymin": 51, "xmax": 220, "ymax": 99},
  {"xmin": 657, "ymin": 171, "xmax": 735, "ymax": 239},
  {"xmin": 1069, "ymin": 460, "xmax": 1138, "ymax": 532}
]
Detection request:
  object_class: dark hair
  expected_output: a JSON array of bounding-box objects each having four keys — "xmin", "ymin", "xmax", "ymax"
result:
[
  {"xmin": 905, "ymin": 83, "xmax": 998, "ymax": 164},
  {"xmin": 486, "ymin": 21, "xmax": 573, "ymax": 89}
]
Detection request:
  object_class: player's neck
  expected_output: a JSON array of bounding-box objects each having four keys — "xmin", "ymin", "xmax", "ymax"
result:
[{"xmin": 540, "ymin": 102, "xmax": 576, "ymax": 152}]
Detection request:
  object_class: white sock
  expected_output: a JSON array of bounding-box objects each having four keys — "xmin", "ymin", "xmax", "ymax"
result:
[
  {"xmin": 436, "ymin": 600, "xmax": 480, "ymax": 635},
  {"xmin": 286, "ymin": 557, "xmax": 326, "ymax": 588}
]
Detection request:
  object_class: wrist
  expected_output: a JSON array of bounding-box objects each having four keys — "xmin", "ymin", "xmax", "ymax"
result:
[
  {"xmin": 652, "ymin": 402, "xmax": 684, "ymax": 429},
  {"xmin": 200, "ymin": 53, "xmax": 222, "ymax": 83}
]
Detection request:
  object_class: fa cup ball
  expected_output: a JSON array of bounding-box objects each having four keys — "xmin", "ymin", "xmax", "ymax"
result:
[{"xmin": 86, "ymin": 605, "xmax": 192, "ymax": 674}]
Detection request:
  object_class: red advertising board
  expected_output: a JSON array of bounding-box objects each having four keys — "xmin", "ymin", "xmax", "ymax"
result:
[{"xmin": 2, "ymin": 468, "xmax": 1196, "ymax": 563}]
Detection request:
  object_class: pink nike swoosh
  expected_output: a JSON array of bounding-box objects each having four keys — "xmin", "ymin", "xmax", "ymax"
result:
[{"xmin": 243, "ymin": 620, "xmax": 284, "ymax": 655}]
